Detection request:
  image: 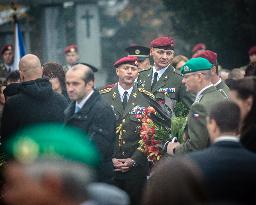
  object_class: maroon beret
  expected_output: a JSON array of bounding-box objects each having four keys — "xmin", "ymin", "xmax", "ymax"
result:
[
  {"xmin": 192, "ymin": 43, "xmax": 206, "ymax": 53},
  {"xmin": 248, "ymin": 46, "xmax": 256, "ymax": 56},
  {"xmin": 150, "ymin": 36, "xmax": 175, "ymax": 50},
  {"xmin": 64, "ymin": 44, "xmax": 78, "ymax": 54},
  {"xmin": 1, "ymin": 44, "xmax": 13, "ymax": 56},
  {"xmin": 114, "ymin": 56, "xmax": 138, "ymax": 68},
  {"xmin": 192, "ymin": 50, "xmax": 217, "ymax": 65}
]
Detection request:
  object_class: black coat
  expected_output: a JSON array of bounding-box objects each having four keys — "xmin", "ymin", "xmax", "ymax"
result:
[
  {"xmin": 1, "ymin": 79, "xmax": 68, "ymax": 142},
  {"xmin": 64, "ymin": 90, "xmax": 116, "ymax": 182},
  {"xmin": 188, "ymin": 140, "xmax": 256, "ymax": 204},
  {"xmin": 240, "ymin": 124, "xmax": 256, "ymax": 153}
]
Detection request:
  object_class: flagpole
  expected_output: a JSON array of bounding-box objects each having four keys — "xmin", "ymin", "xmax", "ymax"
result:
[
  {"xmin": 11, "ymin": 1, "xmax": 26, "ymax": 71},
  {"xmin": 11, "ymin": 1, "xmax": 17, "ymax": 23}
]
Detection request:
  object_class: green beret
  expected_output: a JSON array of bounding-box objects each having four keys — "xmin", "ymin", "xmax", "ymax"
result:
[
  {"xmin": 4, "ymin": 123, "xmax": 100, "ymax": 167},
  {"xmin": 180, "ymin": 57, "xmax": 213, "ymax": 75}
]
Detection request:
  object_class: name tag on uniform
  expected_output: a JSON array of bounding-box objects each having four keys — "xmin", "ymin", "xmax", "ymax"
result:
[{"xmin": 158, "ymin": 87, "xmax": 176, "ymax": 94}]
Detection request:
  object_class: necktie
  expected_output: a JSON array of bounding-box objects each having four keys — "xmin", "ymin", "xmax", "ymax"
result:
[
  {"xmin": 75, "ymin": 105, "xmax": 81, "ymax": 113},
  {"xmin": 122, "ymin": 91, "xmax": 128, "ymax": 109},
  {"xmin": 151, "ymin": 72, "xmax": 158, "ymax": 89}
]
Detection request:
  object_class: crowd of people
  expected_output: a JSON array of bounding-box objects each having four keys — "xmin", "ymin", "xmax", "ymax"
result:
[{"xmin": 0, "ymin": 36, "xmax": 256, "ymax": 205}]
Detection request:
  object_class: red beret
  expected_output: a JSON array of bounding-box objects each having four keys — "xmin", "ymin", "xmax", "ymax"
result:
[
  {"xmin": 248, "ymin": 46, "xmax": 256, "ymax": 56},
  {"xmin": 1, "ymin": 44, "xmax": 13, "ymax": 56},
  {"xmin": 150, "ymin": 36, "xmax": 175, "ymax": 50},
  {"xmin": 192, "ymin": 50, "xmax": 217, "ymax": 65},
  {"xmin": 114, "ymin": 56, "xmax": 138, "ymax": 68},
  {"xmin": 64, "ymin": 44, "xmax": 78, "ymax": 54},
  {"xmin": 192, "ymin": 43, "xmax": 206, "ymax": 53}
]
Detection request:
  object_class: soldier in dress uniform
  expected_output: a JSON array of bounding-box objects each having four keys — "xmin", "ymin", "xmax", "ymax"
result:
[
  {"xmin": 125, "ymin": 45, "xmax": 150, "ymax": 71},
  {"xmin": 100, "ymin": 56, "xmax": 155, "ymax": 205},
  {"xmin": 63, "ymin": 44, "xmax": 79, "ymax": 72},
  {"xmin": 193, "ymin": 50, "xmax": 230, "ymax": 98},
  {"xmin": 137, "ymin": 36, "xmax": 194, "ymax": 111},
  {"xmin": 167, "ymin": 57, "xmax": 226, "ymax": 155},
  {"xmin": 0, "ymin": 44, "xmax": 14, "ymax": 83}
]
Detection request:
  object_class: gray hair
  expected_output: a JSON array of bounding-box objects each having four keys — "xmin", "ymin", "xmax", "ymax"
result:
[
  {"xmin": 24, "ymin": 159, "xmax": 94, "ymax": 202},
  {"xmin": 200, "ymin": 70, "xmax": 212, "ymax": 80}
]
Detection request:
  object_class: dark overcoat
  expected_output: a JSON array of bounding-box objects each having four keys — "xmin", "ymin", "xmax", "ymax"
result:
[{"xmin": 64, "ymin": 90, "xmax": 116, "ymax": 182}]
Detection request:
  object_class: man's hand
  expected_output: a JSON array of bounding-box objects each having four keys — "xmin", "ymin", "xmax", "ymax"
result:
[
  {"xmin": 167, "ymin": 142, "xmax": 180, "ymax": 156},
  {"xmin": 112, "ymin": 158, "xmax": 135, "ymax": 172},
  {"xmin": 112, "ymin": 158, "xmax": 124, "ymax": 171}
]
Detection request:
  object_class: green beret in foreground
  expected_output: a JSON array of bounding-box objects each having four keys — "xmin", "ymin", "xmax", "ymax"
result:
[
  {"xmin": 4, "ymin": 123, "xmax": 100, "ymax": 167},
  {"xmin": 181, "ymin": 57, "xmax": 213, "ymax": 75}
]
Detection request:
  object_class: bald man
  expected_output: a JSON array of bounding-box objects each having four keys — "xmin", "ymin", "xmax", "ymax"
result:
[
  {"xmin": 1, "ymin": 54, "xmax": 68, "ymax": 141},
  {"xmin": 64, "ymin": 64, "xmax": 116, "ymax": 183}
]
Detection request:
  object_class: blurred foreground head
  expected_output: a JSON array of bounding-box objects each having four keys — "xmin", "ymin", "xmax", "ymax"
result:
[
  {"xmin": 142, "ymin": 158, "xmax": 208, "ymax": 205},
  {"xmin": 2, "ymin": 123, "xmax": 100, "ymax": 205}
]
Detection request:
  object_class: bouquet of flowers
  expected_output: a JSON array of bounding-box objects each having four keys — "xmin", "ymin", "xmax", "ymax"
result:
[
  {"xmin": 135, "ymin": 100, "xmax": 189, "ymax": 163},
  {"xmin": 136, "ymin": 106, "xmax": 172, "ymax": 162}
]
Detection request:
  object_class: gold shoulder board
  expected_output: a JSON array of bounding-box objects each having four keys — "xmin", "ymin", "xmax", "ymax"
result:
[
  {"xmin": 99, "ymin": 87, "xmax": 112, "ymax": 94},
  {"xmin": 138, "ymin": 88, "xmax": 155, "ymax": 99}
]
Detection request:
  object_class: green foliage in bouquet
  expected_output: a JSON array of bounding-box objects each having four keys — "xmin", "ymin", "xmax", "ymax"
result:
[
  {"xmin": 171, "ymin": 102, "xmax": 189, "ymax": 142},
  {"xmin": 154, "ymin": 123, "xmax": 172, "ymax": 142},
  {"xmin": 174, "ymin": 101, "xmax": 189, "ymax": 117}
]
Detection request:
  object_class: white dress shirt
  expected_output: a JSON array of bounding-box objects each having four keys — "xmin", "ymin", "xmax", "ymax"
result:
[
  {"xmin": 214, "ymin": 135, "xmax": 240, "ymax": 143},
  {"xmin": 75, "ymin": 90, "xmax": 94, "ymax": 110},
  {"xmin": 118, "ymin": 83, "xmax": 133, "ymax": 102},
  {"xmin": 214, "ymin": 78, "xmax": 222, "ymax": 87},
  {"xmin": 151, "ymin": 65, "xmax": 169, "ymax": 84}
]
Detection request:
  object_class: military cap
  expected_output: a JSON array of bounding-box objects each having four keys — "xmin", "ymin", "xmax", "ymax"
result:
[
  {"xmin": 192, "ymin": 50, "xmax": 218, "ymax": 65},
  {"xmin": 1, "ymin": 44, "xmax": 13, "ymax": 56},
  {"xmin": 64, "ymin": 44, "xmax": 78, "ymax": 54},
  {"xmin": 180, "ymin": 57, "xmax": 213, "ymax": 75},
  {"xmin": 114, "ymin": 56, "xmax": 138, "ymax": 68},
  {"xmin": 79, "ymin": 62, "xmax": 98, "ymax": 72},
  {"xmin": 192, "ymin": 43, "xmax": 206, "ymax": 53},
  {"xmin": 248, "ymin": 46, "xmax": 256, "ymax": 56},
  {"xmin": 125, "ymin": 45, "xmax": 150, "ymax": 60},
  {"xmin": 150, "ymin": 36, "xmax": 175, "ymax": 50},
  {"xmin": 4, "ymin": 123, "xmax": 100, "ymax": 167}
]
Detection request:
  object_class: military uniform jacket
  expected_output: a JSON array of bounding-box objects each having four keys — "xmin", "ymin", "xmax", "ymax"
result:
[
  {"xmin": 100, "ymin": 85, "xmax": 154, "ymax": 179},
  {"xmin": 0, "ymin": 63, "xmax": 10, "ymax": 83},
  {"xmin": 215, "ymin": 80, "xmax": 230, "ymax": 98},
  {"xmin": 175, "ymin": 85, "xmax": 225, "ymax": 154},
  {"xmin": 63, "ymin": 64, "xmax": 71, "ymax": 73},
  {"xmin": 137, "ymin": 66, "xmax": 194, "ymax": 108}
]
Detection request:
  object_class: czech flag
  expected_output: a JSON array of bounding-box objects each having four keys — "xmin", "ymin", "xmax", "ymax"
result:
[{"xmin": 13, "ymin": 22, "xmax": 26, "ymax": 71}]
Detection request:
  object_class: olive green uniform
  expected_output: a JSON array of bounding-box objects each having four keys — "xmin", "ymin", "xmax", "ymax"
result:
[
  {"xmin": 100, "ymin": 85, "xmax": 154, "ymax": 205},
  {"xmin": 137, "ymin": 66, "xmax": 194, "ymax": 109},
  {"xmin": 0, "ymin": 63, "xmax": 10, "ymax": 84},
  {"xmin": 215, "ymin": 80, "xmax": 230, "ymax": 98},
  {"xmin": 175, "ymin": 85, "xmax": 226, "ymax": 154},
  {"xmin": 63, "ymin": 64, "xmax": 71, "ymax": 73}
]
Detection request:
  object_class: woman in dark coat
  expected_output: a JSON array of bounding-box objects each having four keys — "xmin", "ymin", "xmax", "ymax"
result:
[
  {"xmin": 229, "ymin": 77, "xmax": 256, "ymax": 152},
  {"xmin": 42, "ymin": 62, "xmax": 69, "ymax": 101}
]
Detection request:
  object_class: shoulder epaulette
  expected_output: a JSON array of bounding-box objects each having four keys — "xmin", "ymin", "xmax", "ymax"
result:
[
  {"xmin": 173, "ymin": 68, "xmax": 183, "ymax": 77},
  {"xmin": 138, "ymin": 67, "xmax": 152, "ymax": 75},
  {"xmin": 139, "ymin": 68, "xmax": 150, "ymax": 74},
  {"xmin": 138, "ymin": 88, "xmax": 155, "ymax": 99},
  {"xmin": 99, "ymin": 87, "xmax": 113, "ymax": 94}
]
